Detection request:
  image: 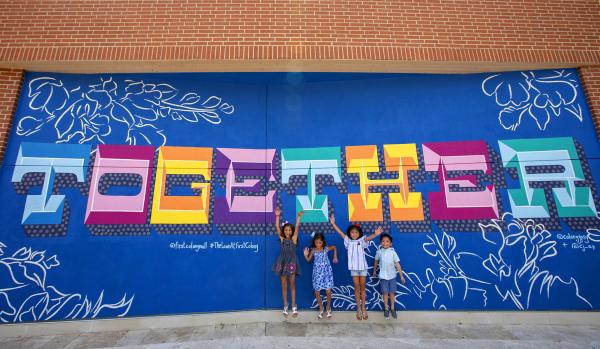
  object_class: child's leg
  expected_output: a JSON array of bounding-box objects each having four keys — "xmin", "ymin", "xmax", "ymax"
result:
[
  {"xmin": 325, "ymin": 289, "xmax": 332, "ymax": 311},
  {"xmin": 352, "ymin": 275, "xmax": 361, "ymax": 319},
  {"xmin": 388, "ymin": 278, "xmax": 397, "ymax": 311},
  {"xmin": 289, "ymin": 274, "xmax": 297, "ymax": 307},
  {"xmin": 352, "ymin": 276, "xmax": 361, "ymax": 307},
  {"xmin": 359, "ymin": 275, "xmax": 368, "ymax": 319},
  {"xmin": 280, "ymin": 276, "xmax": 288, "ymax": 307},
  {"xmin": 314, "ymin": 290, "xmax": 323, "ymax": 313},
  {"xmin": 383, "ymin": 292, "xmax": 389, "ymax": 310},
  {"xmin": 359, "ymin": 276, "xmax": 367, "ymax": 308}
]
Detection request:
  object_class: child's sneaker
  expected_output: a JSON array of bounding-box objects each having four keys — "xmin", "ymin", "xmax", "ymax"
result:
[
  {"xmin": 384, "ymin": 308, "xmax": 390, "ymax": 319},
  {"xmin": 391, "ymin": 309, "xmax": 397, "ymax": 319}
]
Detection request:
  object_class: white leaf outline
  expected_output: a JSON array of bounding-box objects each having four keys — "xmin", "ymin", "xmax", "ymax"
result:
[
  {"xmin": 483, "ymin": 70, "xmax": 584, "ymax": 131},
  {"xmin": 17, "ymin": 76, "xmax": 235, "ymax": 146},
  {"xmin": 0, "ymin": 241, "xmax": 134, "ymax": 323}
]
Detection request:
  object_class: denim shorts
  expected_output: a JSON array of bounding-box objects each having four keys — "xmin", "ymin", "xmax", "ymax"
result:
[
  {"xmin": 380, "ymin": 278, "xmax": 397, "ymax": 294},
  {"xmin": 350, "ymin": 269, "xmax": 368, "ymax": 277}
]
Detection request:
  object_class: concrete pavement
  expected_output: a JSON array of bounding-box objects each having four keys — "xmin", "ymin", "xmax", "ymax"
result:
[{"xmin": 1, "ymin": 320, "xmax": 599, "ymax": 348}]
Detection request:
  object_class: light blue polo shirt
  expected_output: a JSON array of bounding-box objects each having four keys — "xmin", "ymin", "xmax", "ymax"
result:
[{"xmin": 375, "ymin": 247, "xmax": 400, "ymax": 280}]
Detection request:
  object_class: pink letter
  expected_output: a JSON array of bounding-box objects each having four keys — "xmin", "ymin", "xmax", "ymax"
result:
[
  {"xmin": 422, "ymin": 141, "xmax": 499, "ymax": 220},
  {"xmin": 85, "ymin": 145, "xmax": 154, "ymax": 224},
  {"xmin": 214, "ymin": 148, "xmax": 276, "ymax": 224}
]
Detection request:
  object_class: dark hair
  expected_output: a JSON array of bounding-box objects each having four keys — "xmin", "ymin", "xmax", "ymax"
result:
[
  {"xmin": 310, "ymin": 232, "xmax": 326, "ymax": 248},
  {"xmin": 345, "ymin": 224, "xmax": 364, "ymax": 240},
  {"xmin": 280, "ymin": 223, "xmax": 296, "ymax": 239},
  {"xmin": 379, "ymin": 233, "xmax": 393, "ymax": 243}
]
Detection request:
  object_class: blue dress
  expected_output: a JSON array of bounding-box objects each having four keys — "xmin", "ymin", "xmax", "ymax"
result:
[
  {"xmin": 311, "ymin": 246, "xmax": 334, "ymax": 291},
  {"xmin": 273, "ymin": 239, "xmax": 301, "ymax": 276}
]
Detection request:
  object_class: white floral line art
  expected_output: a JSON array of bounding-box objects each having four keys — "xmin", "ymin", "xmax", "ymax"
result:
[
  {"xmin": 586, "ymin": 214, "xmax": 600, "ymax": 243},
  {"xmin": 478, "ymin": 213, "xmax": 591, "ymax": 310},
  {"xmin": 313, "ymin": 213, "xmax": 592, "ymax": 311},
  {"xmin": 482, "ymin": 70, "xmax": 583, "ymax": 131},
  {"xmin": 0, "ymin": 241, "xmax": 134, "ymax": 323},
  {"xmin": 17, "ymin": 76, "xmax": 235, "ymax": 146},
  {"xmin": 587, "ymin": 229, "xmax": 600, "ymax": 243}
]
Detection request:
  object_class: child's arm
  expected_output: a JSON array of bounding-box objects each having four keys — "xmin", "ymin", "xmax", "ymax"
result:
[
  {"xmin": 292, "ymin": 211, "xmax": 304, "ymax": 245},
  {"xmin": 303, "ymin": 247, "xmax": 314, "ymax": 262},
  {"xmin": 275, "ymin": 207, "xmax": 282, "ymax": 241},
  {"xmin": 395, "ymin": 261, "xmax": 406, "ymax": 284},
  {"xmin": 329, "ymin": 215, "xmax": 346, "ymax": 240},
  {"xmin": 328, "ymin": 245, "xmax": 338, "ymax": 264},
  {"xmin": 364, "ymin": 226, "xmax": 383, "ymax": 242},
  {"xmin": 372, "ymin": 249, "xmax": 381, "ymax": 277},
  {"xmin": 372, "ymin": 259, "xmax": 379, "ymax": 278}
]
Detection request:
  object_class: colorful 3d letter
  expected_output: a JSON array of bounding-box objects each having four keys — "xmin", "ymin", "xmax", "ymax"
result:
[
  {"xmin": 499, "ymin": 137, "xmax": 597, "ymax": 218},
  {"xmin": 12, "ymin": 142, "xmax": 91, "ymax": 224},
  {"xmin": 214, "ymin": 148, "xmax": 276, "ymax": 224},
  {"xmin": 281, "ymin": 147, "xmax": 342, "ymax": 222},
  {"xmin": 150, "ymin": 146, "xmax": 212, "ymax": 224},
  {"xmin": 85, "ymin": 145, "xmax": 154, "ymax": 224},
  {"xmin": 422, "ymin": 141, "xmax": 499, "ymax": 220},
  {"xmin": 346, "ymin": 144, "xmax": 423, "ymax": 222}
]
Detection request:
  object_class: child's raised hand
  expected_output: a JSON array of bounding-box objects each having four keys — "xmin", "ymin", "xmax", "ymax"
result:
[
  {"xmin": 375, "ymin": 226, "xmax": 383, "ymax": 235},
  {"xmin": 275, "ymin": 207, "xmax": 281, "ymax": 217},
  {"xmin": 329, "ymin": 214, "xmax": 336, "ymax": 225},
  {"xmin": 297, "ymin": 211, "xmax": 304, "ymax": 218},
  {"xmin": 303, "ymin": 247, "xmax": 310, "ymax": 257}
]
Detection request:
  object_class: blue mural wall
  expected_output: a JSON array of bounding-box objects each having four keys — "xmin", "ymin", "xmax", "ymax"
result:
[{"xmin": 0, "ymin": 69, "xmax": 599, "ymax": 323}]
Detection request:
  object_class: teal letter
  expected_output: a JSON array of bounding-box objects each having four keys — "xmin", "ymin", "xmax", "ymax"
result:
[
  {"xmin": 499, "ymin": 137, "xmax": 597, "ymax": 218},
  {"xmin": 281, "ymin": 147, "xmax": 342, "ymax": 222}
]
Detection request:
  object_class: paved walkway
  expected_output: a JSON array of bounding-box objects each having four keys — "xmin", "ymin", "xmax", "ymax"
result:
[{"xmin": 1, "ymin": 320, "xmax": 599, "ymax": 348}]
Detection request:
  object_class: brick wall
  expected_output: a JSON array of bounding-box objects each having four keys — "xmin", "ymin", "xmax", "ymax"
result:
[
  {"xmin": 1, "ymin": 0, "xmax": 598, "ymax": 49},
  {"xmin": 0, "ymin": 1, "xmax": 599, "ymax": 64},
  {"xmin": 579, "ymin": 66, "xmax": 600, "ymax": 134},
  {"xmin": 0, "ymin": 69, "xmax": 23, "ymax": 160}
]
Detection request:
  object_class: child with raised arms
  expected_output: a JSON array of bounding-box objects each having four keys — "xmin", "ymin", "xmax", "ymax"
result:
[
  {"xmin": 329, "ymin": 214, "xmax": 382, "ymax": 320},
  {"xmin": 273, "ymin": 208, "xmax": 303, "ymax": 317}
]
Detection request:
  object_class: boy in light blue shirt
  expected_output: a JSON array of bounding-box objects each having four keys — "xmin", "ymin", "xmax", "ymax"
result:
[{"xmin": 372, "ymin": 233, "xmax": 405, "ymax": 319}]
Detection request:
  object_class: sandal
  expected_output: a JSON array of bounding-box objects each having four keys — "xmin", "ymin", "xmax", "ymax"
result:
[
  {"xmin": 282, "ymin": 305, "xmax": 289, "ymax": 317},
  {"xmin": 292, "ymin": 306, "xmax": 298, "ymax": 317},
  {"xmin": 317, "ymin": 311, "xmax": 323, "ymax": 320},
  {"xmin": 326, "ymin": 309, "xmax": 332, "ymax": 319},
  {"xmin": 356, "ymin": 309, "xmax": 362, "ymax": 320},
  {"xmin": 362, "ymin": 305, "xmax": 368, "ymax": 320}
]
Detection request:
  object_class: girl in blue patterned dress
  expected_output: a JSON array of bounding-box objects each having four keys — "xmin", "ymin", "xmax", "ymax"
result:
[{"xmin": 303, "ymin": 232, "xmax": 338, "ymax": 319}]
